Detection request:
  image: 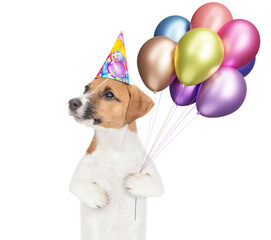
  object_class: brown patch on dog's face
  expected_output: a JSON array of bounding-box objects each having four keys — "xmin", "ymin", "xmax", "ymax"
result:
[
  {"xmin": 86, "ymin": 78, "xmax": 131, "ymax": 128},
  {"xmin": 69, "ymin": 77, "xmax": 154, "ymax": 129}
]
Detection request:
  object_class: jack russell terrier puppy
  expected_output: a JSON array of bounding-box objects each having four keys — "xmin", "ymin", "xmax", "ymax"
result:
[{"xmin": 69, "ymin": 77, "xmax": 164, "ymax": 240}]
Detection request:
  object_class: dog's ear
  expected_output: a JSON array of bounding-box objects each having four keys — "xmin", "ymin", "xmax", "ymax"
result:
[{"xmin": 126, "ymin": 85, "xmax": 154, "ymax": 124}]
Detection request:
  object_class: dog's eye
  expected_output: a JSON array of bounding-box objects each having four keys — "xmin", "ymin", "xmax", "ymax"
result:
[
  {"xmin": 84, "ymin": 85, "xmax": 90, "ymax": 94},
  {"xmin": 104, "ymin": 91, "xmax": 115, "ymax": 100}
]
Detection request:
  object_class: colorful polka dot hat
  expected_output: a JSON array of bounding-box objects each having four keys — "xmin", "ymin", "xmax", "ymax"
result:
[{"xmin": 96, "ymin": 32, "xmax": 130, "ymax": 84}]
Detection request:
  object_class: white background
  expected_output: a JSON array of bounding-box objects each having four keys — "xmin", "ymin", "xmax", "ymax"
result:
[{"xmin": 0, "ymin": 0, "xmax": 270, "ymax": 239}]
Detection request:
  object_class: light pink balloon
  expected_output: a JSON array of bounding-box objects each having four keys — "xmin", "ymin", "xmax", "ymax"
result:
[
  {"xmin": 218, "ymin": 19, "xmax": 260, "ymax": 69},
  {"xmin": 191, "ymin": 2, "xmax": 233, "ymax": 33}
]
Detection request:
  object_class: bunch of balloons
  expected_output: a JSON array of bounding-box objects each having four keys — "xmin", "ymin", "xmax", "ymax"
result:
[{"xmin": 137, "ymin": 2, "xmax": 260, "ymax": 118}]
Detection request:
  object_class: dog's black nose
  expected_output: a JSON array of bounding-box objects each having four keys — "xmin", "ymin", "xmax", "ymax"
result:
[{"xmin": 69, "ymin": 98, "xmax": 82, "ymax": 111}]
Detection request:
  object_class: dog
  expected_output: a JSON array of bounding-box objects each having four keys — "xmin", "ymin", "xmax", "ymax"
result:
[{"xmin": 69, "ymin": 77, "xmax": 164, "ymax": 240}]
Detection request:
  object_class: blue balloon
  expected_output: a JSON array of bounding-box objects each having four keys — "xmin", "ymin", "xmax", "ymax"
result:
[
  {"xmin": 154, "ymin": 15, "xmax": 190, "ymax": 43},
  {"xmin": 237, "ymin": 57, "xmax": 256, "ymax": 77}
]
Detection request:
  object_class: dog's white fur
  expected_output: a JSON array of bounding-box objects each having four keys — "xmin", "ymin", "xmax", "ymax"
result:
[{"xmin": 69, "ymin": 93, "xmax": 164, "ymax": 240}]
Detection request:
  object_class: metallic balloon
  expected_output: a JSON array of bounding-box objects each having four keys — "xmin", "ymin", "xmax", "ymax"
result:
[
  {"xmin": 154, "ymin": 15, "xmax": 190, "ymax": 43},
  {"xmin": 174, "ymin": 28, "xmax": 224, "ymax": 86},
  {"xmin": 191, "ymin": 2, "xmax": 233, "ymax": 33},
  {"xmin": 169, "ymin": 78, "xmax": 200, "ymax": 106},
  {"xmin": 137, "ymin": 36, "xmax": 177, "ymax": 92},
  {"xmin": 237, "ymin": 57, "xmax": 256, "ymax": 77},
  {"xmin": 218, "ymin": 19, "xmax": 260, "ymax": 69},
  {"xmin": 196, "ymin": 67, "xmax": 247, "ymax": 118}
]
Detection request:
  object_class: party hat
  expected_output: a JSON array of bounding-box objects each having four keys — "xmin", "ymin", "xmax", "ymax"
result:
[{"xmin": 96, "ymin": 32, "xmax": 130, "ymax": 84}]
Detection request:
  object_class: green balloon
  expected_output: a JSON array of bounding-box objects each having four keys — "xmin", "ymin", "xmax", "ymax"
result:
[{"xmin": 174, "ymin": 28, "xmax": 224, "ymax": 86}]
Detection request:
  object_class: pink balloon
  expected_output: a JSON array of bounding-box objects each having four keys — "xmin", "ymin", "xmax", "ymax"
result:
[
  {"xmin": 191, "ymin": 2, "xmax": 233, "ymax": 33},
  {"xmin": 218, "ymin": 19, "xmax": 260, "ymax": 69}
]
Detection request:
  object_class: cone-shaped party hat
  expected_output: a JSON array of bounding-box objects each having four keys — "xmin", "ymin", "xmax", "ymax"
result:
[{"xmin": 96, "ymin": 32, "xmax": 130, "ymax": 84}]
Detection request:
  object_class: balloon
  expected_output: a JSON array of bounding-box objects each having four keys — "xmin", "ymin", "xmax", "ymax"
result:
[
  {"xmin": 191, "ymin": 2, "xmax": 233, "ymax": 33},
  {"xmin": 237, "ymin": 57, "xmax": 256, "ymax": 77},
  {"xmin": 175, "ymin": 28, "xmax": 224, "ymax": 86},
  {"xmin": 154, "ymin": 15, "xmax": 190, "ymax": 43},
  {"xmin": 137, "ymin": 36, "xmax": 176, "ymax": 92},
  {"xmin": 218, "ymin": 19, "xmax": 260, "ymax": 69},
  {"xmin": 196, "ymin": 67, "xmax": 247, "ymax": 118},
  {"xmin": 169, "ymin": 78, "xmax": 200, "ymax": 106}
]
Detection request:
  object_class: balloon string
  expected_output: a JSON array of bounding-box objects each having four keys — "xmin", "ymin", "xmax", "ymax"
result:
[
  {"xmin": 88, "ymin": 78, "xmax": 109, "ymax": 96},
  {"xmin": 142, "ymin": 104, "xmax": 196, "ymax": 172},
  {"xmin": 144, "ymin": 92, "xmax": 157, "ymax": 151},
  {"xmin": 140, "ymin": 89, "xmax": 183, "ymax": 171},
  {"xmin": 142, "ymin": 111, "xmax": 200, "ymax": 171},
  {"xmin": 153, "ymin": 111, "xmax": 199, "ymax": 161},
  {"xmin": 135, "ymin": 87, "xmax": 183, "ymax": 220},
  {"xmin": 140, "ymin": 87, "xmax": 184, "ymax": 172},
  {"xmin": 134, "ymin": 197, "xmax": 137, "ymax": 221},
  {"xmin": 139, "ymin": 92, "xmax": 157, "ymax": 173},
  {"xmin": 146, "ymin": 105, "xmax": 192, "ymax": 164},
  {"xmin": 145, "ymin": 91, "xmax": 163, "ymax": 152},
  {"xmin": 139, "ymin": 102, "xmax": 175, "ymax": 172},
  {"xmin": 135, "ymin": 91, "xmax": 160, "ymax": 221},
  {"xmin": 144, "ymin": 96, "xmax": 197, "ymax": 167}
]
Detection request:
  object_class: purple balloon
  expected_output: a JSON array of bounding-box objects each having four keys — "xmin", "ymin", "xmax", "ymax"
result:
[
  {"xmin": 170, "ymin": 78, "xmax": 200, "ymax": 106},
  {"xmin": 196, "ymin": 67, "xmax": 247, "ymax": 118}
]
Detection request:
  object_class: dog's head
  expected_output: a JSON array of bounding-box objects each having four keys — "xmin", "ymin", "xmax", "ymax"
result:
[{"xmin": 69, "ymin": 78, "xmax": 154, "ymax": 129}]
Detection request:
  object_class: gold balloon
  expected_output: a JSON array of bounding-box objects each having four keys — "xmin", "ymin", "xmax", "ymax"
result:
[
  {"xmin": 137, "ymin": 36, "xmax": 177, "ymax": 92},
  {"xmin": 175, "ymin": 28, "xmax": 224, "ymax": 86}
]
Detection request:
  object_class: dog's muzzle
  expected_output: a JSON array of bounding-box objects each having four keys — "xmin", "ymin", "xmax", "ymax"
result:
[
  {"xmin": 69, "ymin": 97, "xmax": 100, "ymax": 124},
  {"xmin": 69, "ymin": 98, "xmax": 82, "ymax": 112}
]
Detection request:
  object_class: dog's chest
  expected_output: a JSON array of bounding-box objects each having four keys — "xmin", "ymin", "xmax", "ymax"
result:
[
  {"xmin": 91, "ymin": 149, "xmax": 139, "ymax": 179},
  {"xmin": 87, "ymin": 136, "xmax": 144, "ymax": 194},
  {"xmin": 81, "ymin": 128, "xmax": 145, "ymax": 197}
]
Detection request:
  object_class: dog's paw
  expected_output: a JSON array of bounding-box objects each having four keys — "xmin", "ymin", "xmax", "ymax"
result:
[
  {"xmin": 87, "ymin": 182, "xmax": 109, "ymax": 209},
  {"xmin": 124, "ymin": 173, "xmax": 164, "ymax": 197},
  {"xmin": 124, "ymin": 173, "xmax": 151, "ymax": 197}
]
